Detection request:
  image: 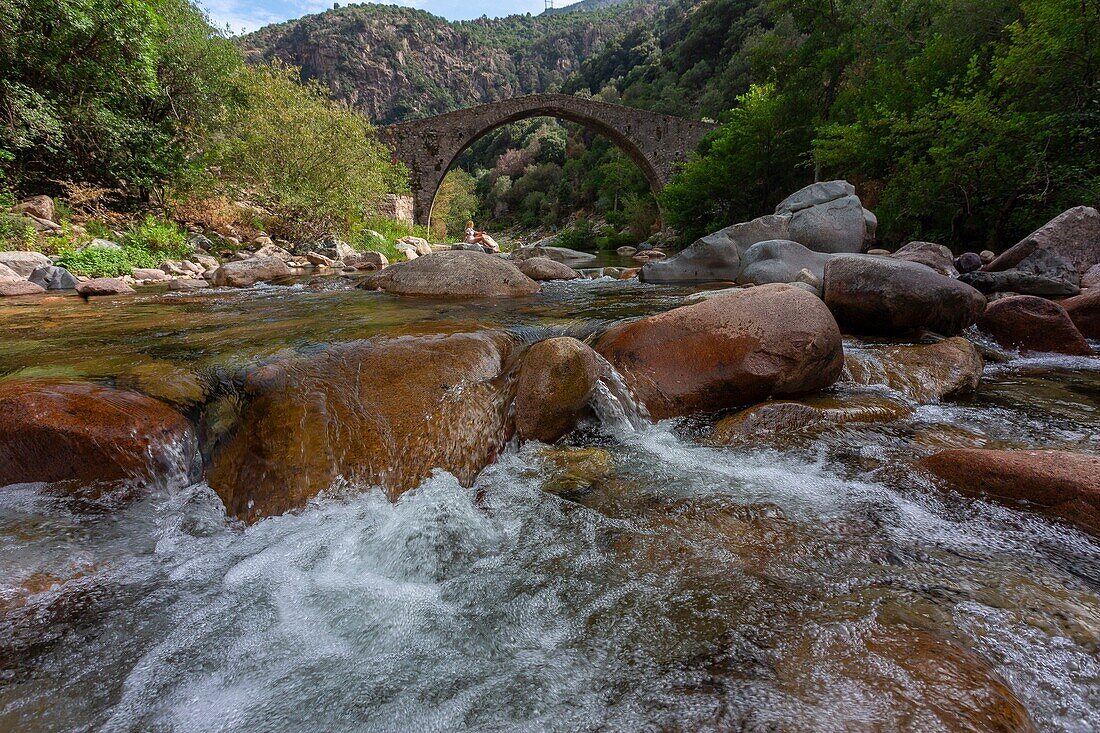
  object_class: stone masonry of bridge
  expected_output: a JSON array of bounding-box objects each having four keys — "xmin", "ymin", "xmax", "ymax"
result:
[{"xmin": 379, "ymin": 93, "xmax": 718, "ymax": 226}]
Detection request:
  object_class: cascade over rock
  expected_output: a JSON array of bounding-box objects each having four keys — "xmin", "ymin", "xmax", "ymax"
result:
[
  {"xmin": 514, "ymin": 337, "xmax": 601, "ymax": 444},
  {"xmin": 208, "ymin": 332, "xmax": 519, "ymax": 522},
  {"xmin": 595, "ymin": 283, "xmax": 844, "ymax": 419}
]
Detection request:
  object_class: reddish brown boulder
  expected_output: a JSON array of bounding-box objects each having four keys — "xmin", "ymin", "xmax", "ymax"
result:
[
  {"xmin": 362, "ymin": 250, "xmax": 539, "ymax": 298},
  {"xmin": 1060, "ymin": 288, "xmax": 1100, "ymax": 339},
  {"xmin": 0, "ymin": 280, "xmax": 46, "ymax": 297},
  {"xmin": 208, "ymin": 332, "xmax": 517, "ymax": 522},
  {"xmin": 75, "ymin": 278, "xmax": 135, "ymax": 296},
  {"xmin": 515, "ymin": 337, "xmax": 600, "ymax": 443},
  {"xmin": 0, "ymin": 380, "xmax": 196, "ymax": 486},
  {"xmin": 595, "ymin": 283, "xmax": 844, "ymax": 419},
  {"xmin": 978, "ymin": 295, "xmax": 1091, "ymax": 355},
  {"xmin": 212, "ymin": 256, "xmax": 291, "ymax": 287},
  {"xmin": 515, "ymin": 256, "xmax": 579, "ymax": 281},
  {"xmin": 920, "ymin": 448, "xmax": 1100, "ymax": 535}
]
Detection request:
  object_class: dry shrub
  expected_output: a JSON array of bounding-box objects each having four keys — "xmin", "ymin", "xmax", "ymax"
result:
[{"xmin": 167, "ymin": 194, "xmax": 261, "ymax": 240}]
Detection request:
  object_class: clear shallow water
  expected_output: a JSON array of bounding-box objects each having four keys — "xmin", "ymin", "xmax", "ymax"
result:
[{"xmin": 1, "ymin": 277, "xmax": 1098, "ymax": 732}]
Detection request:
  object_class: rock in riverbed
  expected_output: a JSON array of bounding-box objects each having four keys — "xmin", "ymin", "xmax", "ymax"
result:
[
  {"xmin": 0, "ymin": 280, "xmax": 45, "ymax": 297},
  {"xmin": 1060, "ymin": 288, "xmax": 1100, "ymax": 339},
  {"xmin": 920, "ymin": 448, "xmax": 1100, "ymax": 535},
  {"xmin": 515, "ymin": 256, "xmax": 580, "ymax": 281},
  {"xmin": 208, "ymin": 332, "xmax": 518, "ymax": 521},
  {"xmin": 363, "ymin": 250, "xmax": 539, "ymax": 298},
  {"xmin": 28, "ymin": 265, "xmax": 77, "ymax": 290},
  {"xmin": 0, "ymin": 251, "xmax": 50, "ymax": 278},
  {"xmin": 595, "ymin": 283, "xmax": 844, "ymax": 419},
  {"xmin": 978, "ymin": 295, "xmax": 1092, "ymax": 355},
  {"xmin": 212, "ymin": 256, "xmax": 291, "ymax": 287},
  {"xmin": 515, "ymin": 337, "xmax": 600, "ymax": 444},
  {"xmin": 823, "ymin": 256, "xmax": 986, "ymax": 336},
  {"xmin": 76, "ymin": 278, "xmax": 135, "ymax": 296},
  {"xmin": 0, "ymin": 380, "xmax": 197, "ymax": 487}
]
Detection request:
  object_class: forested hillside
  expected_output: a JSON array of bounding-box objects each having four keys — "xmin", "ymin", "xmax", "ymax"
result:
[{"xmin": 241, "ymin": 2, "xmax": 658, "ymax": 124}]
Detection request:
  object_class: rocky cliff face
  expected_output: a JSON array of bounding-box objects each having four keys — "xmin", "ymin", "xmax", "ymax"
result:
[{"xmin": 241, "ymin": 3, "xmax": 657, "ymax": 124}]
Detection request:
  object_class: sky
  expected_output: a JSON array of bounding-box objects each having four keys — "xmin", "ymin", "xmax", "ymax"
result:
[{"xmin": 200, "ymin": 0, "xmax": 584, "ymax": 34}]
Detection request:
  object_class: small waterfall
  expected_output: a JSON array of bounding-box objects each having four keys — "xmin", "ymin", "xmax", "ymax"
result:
[{"xmin": 590, "ymin": 353, "xmax": 650, "ymax": 433}]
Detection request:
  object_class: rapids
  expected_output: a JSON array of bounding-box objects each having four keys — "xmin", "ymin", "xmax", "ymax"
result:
[{"xmin": 1, "ymin": 274, "xmax": 1098, "ymax": 732}]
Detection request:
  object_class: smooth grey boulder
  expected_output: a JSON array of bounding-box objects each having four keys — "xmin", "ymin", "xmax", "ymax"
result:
[
  {"xmin": 823, "ymin": 256, "xmax": 986, "ymax": 336},
  {"xmin": 737, "ymin": 239, "xmax": 834, "ymax": 286},
  {"xmin": 640, "ymin": 214, "xmax": 790, "ymax": 283},
  {"xmin": 775, "ymin": 180, "xmax": 855, "ymax": 214},
  {"xmin": 960, "ymin": 248, "xmax": 1081, "ymax": 297},
  {"xmin": 0, "ymin": 250, "xmax": 50, "ymax": 278},
  {"xmin": 787, "ymin": 194, "xmax": 867, "ymax": 254},
  {"xmin": 985, "ymin": 206, "xmax": 1100, "ymax": 275},
  {"xmin": 81, "ymin": 238, "xmax": 122, "ymax": 251},
  {"xmin": 510, "ymin": 245, "xmax": 597, "ymax": 267},
  {"xmin": 28, "ymin": 265, "xmax": 77, "ymax": 290}
]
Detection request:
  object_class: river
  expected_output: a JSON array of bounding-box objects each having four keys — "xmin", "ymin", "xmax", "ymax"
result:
[{"xmin": 1, "ymin": 272, "xmax": 1098, "ymax": 732}]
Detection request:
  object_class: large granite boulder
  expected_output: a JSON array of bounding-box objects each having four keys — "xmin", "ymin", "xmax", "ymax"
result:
[
  {"xmin": 343, "ymin": 251, "xmax": 389, "ymax": 271},
  {"xmin": 0, "ymin": 251, "xmax": 50, "ymax": 278},
  {"xmin": 889, "ymin": 241, "xmax": 957, "ymax": 277},
  {"xmin": 736, "ymin": 239, "xmax": 833, "ymax": 286},
  {"xmin": 515, "ymin": 337, "xmax": 601, "ymax": 444},
  {"xmin": 777, "ymin": 180, "xmax": 875, "ymax": 253},
  {"xmin": 208, "ymin": 332, "xmax": 517, "ymax": 521},
  {"xmin": 595, "ymin": 283, "xmax": 844, "ymax": 419},
  {"xmin": 515, "ymin": 256, "xmax": 580, "ymax": 281},
  {"xmin": 11, "ymin": 195, "xmax": 55, "ymax": 223},
  {"xmin": 0, "ymin": 262, "xmax": 21, "ymax": 280},
  {"xmin": 511, "ymin": 245, "xmax": 597, "ymax": 267},
  {"xmin": 984, "ymin": 206, "xmax": 1100, "ymax": 275},
  {"xmin": 211, "ymin": 256, "xmax": 291, "ymax": 287},
  {"xmin": 28, "ymin": 265, "xmax": 77, "ymax": 290},
  {"xmin": 978, "ymin": 295, "xmax": 1092, "ymax": 355},
  {"xmin": 397, "ymin": 236, "xmax": 433, "ymax": 257},
  {"xmin": 0, "ymin": 380, "xmax": 197, "ymax": 486},
  {"xmin": 1060, "ymin": 289, "xmax": 1100, "ymax": 339},
  {"xmin": 363, "ymin": 250, "xmax": 539, "ymax": 298},
  {"xmin": 640, "ymin": 215, "xmax": 790, "ymax": 284},
  {"xmin": 920, "ymin": 449, "xmax": 1100, "ymax": 535},
  {"xmin": 823, "ymin": 256, "xmax": 986, "ymax": 336},
  {"xmin": 960, "ymin": 248, "xmax": 1080, "ymax": 297}
]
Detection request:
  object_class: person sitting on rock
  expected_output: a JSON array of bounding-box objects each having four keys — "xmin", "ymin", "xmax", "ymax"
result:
[{"xmin": 464, "ymin": 220, "xmax": 500, "ymax": 253}]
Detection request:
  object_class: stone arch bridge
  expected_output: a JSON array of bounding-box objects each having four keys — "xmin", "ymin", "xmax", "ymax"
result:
[{"xmin": 379, "ymin": 93, "xmax": 717, "ymax": 227}]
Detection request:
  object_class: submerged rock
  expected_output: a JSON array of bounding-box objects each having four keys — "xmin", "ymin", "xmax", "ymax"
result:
[
  {"xmin": 978, "ymin": 295, "xmax": 1092, "ymax": 355},
  {"xmin": 212, "ymin": 256, "xmax": 291, "ymax": 287},
  {"xmin": 595, "ymin": 283, "xmax": 844, "ymax": 419},
  {"xmin": 515, "ymin": 256, "xmax": 580, "ymax": 281},
  {"xmin": 0, "ymin": 380, "xmax": 197, "ymax": 486},
  {"xmin": 363, "ymin": 250, "xmax": 539, "ymax": 298},
  {"xmin": 920, "ymin": 448, "xmax": 1100, "ymax": 535},
  {"xmin": 713, "ymin": 392, "xmax": 913, "ymax": 443},
  {"xmin": 515, "ymin": 337, "xmax": 600, "ymax": 443},
  {"xmin": 823, "ymin": 256, "xmax": 986, "ymax": 336},
  {"xmin": 843, "ymin": 337, "xmax": 985, "ymax": 403},
  {"xmin": 207, "ymin": 332, "xmax": 517, "ymax": 521}
]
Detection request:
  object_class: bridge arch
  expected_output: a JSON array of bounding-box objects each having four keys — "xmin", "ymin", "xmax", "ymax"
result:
[{"xmin": 378, "ymin": 94, "xmax": 717, "ymax": 227}]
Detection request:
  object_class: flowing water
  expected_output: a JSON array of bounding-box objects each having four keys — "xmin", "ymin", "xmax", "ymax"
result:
[{"xmin": 0, "ymin": 274, "xmax": 1098, "ymax": 732}]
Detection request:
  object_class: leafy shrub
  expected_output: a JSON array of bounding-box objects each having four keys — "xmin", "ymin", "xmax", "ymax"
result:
[
  {"xmin": 0, "ymin": 213, "xmax": 37, "ymax": 250},
  {"xmin": 555, "ymin": 218, "xmax": 597, "ymax": 251},
  {"xmin": 122, "ymin": 215, "xmax": 190, "ymax": 258},
  {"xmin": 55, "ymin": 247, "xmax": 134, "ymax": 278}
]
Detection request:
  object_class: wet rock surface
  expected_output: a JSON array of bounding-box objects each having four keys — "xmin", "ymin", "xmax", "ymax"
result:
[
  {"xmin": 978, "ymin": 295, "xmax": 1092, "ymax": 355},
  {"xmin": 0, "ymin": 380, "xmax": 197, "ymax": 486},
  {"xmin": 921, "ymin": 449, "xmax": 1100, "ymax": 535},
  {"xmin": 514, "ymin": 337, "xmax": 601, "ymax": 443},
  {"xmin": 595, "ymin": 283, "xmax": 844, "ymax": 419}
]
